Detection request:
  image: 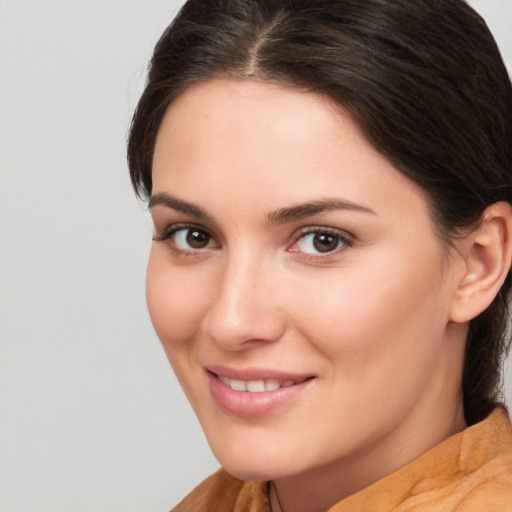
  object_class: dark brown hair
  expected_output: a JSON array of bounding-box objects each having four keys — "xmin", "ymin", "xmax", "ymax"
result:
[{"xmin": 128, "ymin": 0, "xmax": 512, "ymax": 424}]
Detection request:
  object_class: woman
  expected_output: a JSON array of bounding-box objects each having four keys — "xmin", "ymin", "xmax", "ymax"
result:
[{"xmin": 128, "ymin": 0, "xmax": 512, "ymax": 510}]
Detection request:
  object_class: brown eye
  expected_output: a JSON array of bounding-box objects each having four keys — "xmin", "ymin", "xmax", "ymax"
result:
[
  {"xmin": 166, "ymin": 226, "xmax": 218, "ymax": 251},
  {"xmin": 186, "ymin": 229, "xmax": 211, "ymax": 249},
  {"xmin": 153, "ymin": 224, "xmax": 219, "ymax": 252},
  {"xmin": 312, "ymin": 233, "xmax": 339, "ymax": 253},
  {"xmin": 290, "ymin": 228, "xmax": 353, "ymax": 256}
]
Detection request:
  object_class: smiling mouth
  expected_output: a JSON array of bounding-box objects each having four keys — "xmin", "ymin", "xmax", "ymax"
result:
[
  {"xmin": 216, "ymin": 374, "xmax": 311, "ymax": 393},
  {"xmin": 207, "ymin": 370, "xmax": 315, "ymax": 417}
]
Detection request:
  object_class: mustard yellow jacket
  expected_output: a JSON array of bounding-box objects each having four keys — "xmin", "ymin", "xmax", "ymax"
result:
[{"xmin": 173, "ymin": 407, "xmax": 512, "ymax": 511}]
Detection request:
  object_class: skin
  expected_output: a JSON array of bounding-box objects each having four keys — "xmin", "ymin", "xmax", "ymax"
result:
[{"xmin": 147, "ymin": 79, "xmax": 471, "ymax": 512}]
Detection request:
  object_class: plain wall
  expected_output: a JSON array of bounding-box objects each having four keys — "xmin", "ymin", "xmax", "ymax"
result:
[{"xmin": 0, "ymin": 1, "xmax": 511, "ymax": 510}]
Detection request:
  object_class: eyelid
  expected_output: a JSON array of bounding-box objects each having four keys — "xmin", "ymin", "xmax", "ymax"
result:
[
  {"xmin": 154, "ymin": 222, "xmax": 203, "ymax": 240},
  {"xmin": 153, "ymin": 222, "xmax": 353, "ymax": 258},
  {"xmin": 153, "ymin": 222, "xmax": 219, "ymax": 250},
  {"xmin": 288, "ymin": 225, "xmax": 355, "ymax": 256}
]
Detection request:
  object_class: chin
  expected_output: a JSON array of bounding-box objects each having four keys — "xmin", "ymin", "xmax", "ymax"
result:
[
  {"xmin": 219, "ymin": 459, "xmax": 288, "ymax": 483},
  {"xmin": 223, "ymin": 465, "xmax": 275, "ymax": 482},
  {"xmin": 209, "ymin": 440, "xmax": 293, "ymax": 482}
]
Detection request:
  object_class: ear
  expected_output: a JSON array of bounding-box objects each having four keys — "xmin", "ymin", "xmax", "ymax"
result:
[{"xmin": 450, "ymin": 202, "xmax": 512, "ymax": 323}]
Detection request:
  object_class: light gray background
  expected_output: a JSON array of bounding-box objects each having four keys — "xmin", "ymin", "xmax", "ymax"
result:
[{"xmin": 1, "ymin": 1, "xmax": 511, "ymax": 511}]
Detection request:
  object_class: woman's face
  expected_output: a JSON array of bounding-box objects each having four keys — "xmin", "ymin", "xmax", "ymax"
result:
[{"xmin": 148, "ymin": 79, "xmax": 467, "ymax": 485}]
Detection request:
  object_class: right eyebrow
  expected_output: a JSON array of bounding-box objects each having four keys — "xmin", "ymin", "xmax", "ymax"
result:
[
  {"xmin": 148, "ymin": 193, "xmax": 212, "ymax": 220},
  {"xmin": 267, "ymin": 198, "xmax": 377, "ymax": 225}
]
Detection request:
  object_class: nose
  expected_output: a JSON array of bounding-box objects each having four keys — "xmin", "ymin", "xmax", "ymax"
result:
[{"xmin": 201, "ymin": 250, "xmax": 286, "ymax": 351}]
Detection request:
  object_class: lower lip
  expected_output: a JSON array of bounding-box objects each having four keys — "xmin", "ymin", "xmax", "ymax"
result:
[{"xmin": 207, "ymin": 372, "xmax": 313, "ymax": 418}]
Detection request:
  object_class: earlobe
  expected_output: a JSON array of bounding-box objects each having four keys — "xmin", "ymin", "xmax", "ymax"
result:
[{"xmin": 450, "ymin": 202, "xmax": 512, "ymax": 323}]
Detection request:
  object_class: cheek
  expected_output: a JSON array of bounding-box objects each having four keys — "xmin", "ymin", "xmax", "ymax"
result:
[
  {"xmin": 291, "ymin": 248, "xmax": 451, "ymax": 372},
  {"xmin": 145, "ymin": 249, "xmax": 209, "ymax": 350}
]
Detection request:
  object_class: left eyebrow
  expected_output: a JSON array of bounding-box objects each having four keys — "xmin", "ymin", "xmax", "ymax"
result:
[
  {"xmin": 267, "ymin": 198, "xmax": 377, "ymax": 225},
  {"xmin": 148, "ymin": 193, "xmax": 212, "ymax": 220}
]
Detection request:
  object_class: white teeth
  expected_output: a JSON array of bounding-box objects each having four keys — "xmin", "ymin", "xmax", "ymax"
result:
[
  {"xmin": 230, "ymin": 379, "xmax": 247, "ymax": 391},
  {"xmin": 265, "ymin": 379, "xmax": 281, "ymax": 391},
  {"xmin": 218, "ymin": 375, "xmax": 231, "ymax": 386},
  {"xmin": 217, "ymin": 375, "xmax": 299, "ymax": 392},
  {"xmin": 246, "ymin": 380, "xmax": 265, "ymax": 392}
]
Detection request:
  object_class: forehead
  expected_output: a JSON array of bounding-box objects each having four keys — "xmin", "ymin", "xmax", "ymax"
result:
[
  {"xmin": 152, "ymin": 78, "xmax": 430, "ymax": 226},
  {"xmin": 154, "ymin": 79, "xmax": 350, "ymax": 167}
]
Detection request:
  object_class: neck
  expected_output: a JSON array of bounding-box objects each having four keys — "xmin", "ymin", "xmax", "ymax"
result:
[
  {"xmin": 271, "ymin": 323, "xmax": 468, "ymax": 512},
  {"xmin": 272, "ymin": 399, "xmax": 466, "ymax": 512},
  {"xmin": 269, "ymin": 481, "xmax": 283, "ymax": 512}
]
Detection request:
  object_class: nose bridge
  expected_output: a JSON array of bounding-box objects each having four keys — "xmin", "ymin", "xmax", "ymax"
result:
[{"xmin": 202, "ymin": 244, "xmax": 284, "ymax": 349}]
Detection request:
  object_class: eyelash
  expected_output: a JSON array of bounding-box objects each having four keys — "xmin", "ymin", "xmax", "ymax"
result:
[
  {"xmin": 153, "ymin": 223, "xmax": 354, "ymax": 258},
  {"xmin": 153, "ymin": 223, "xmax": 217, "ymax": 255},
  {"xmin": 289, "ymin": 226, "xmax": 354, "ymax": 258}
]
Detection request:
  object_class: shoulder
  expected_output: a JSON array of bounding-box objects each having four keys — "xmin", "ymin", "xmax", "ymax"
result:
[
  {"xmin": 453, "ymin": 407, "xmax": 512, "ymax": 510},
  {"xmin": 410, "ymin": 407, "xmax": 512, "ymax": 511},
  {"xmin": 171, "ymin": 468, "xmax": 270, "ymax": 512},
  {"xmin": 411, "ymin": 407, "xmax": 512, "ymax": 511},
  {"xmin": 329, "ymin": 407, "xmax": 512, "ymax": 512}
]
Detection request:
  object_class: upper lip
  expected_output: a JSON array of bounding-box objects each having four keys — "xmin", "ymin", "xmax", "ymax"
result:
[{"xmin": 205, "ymin": 364, "xmax": 314, "ymax": 382}]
